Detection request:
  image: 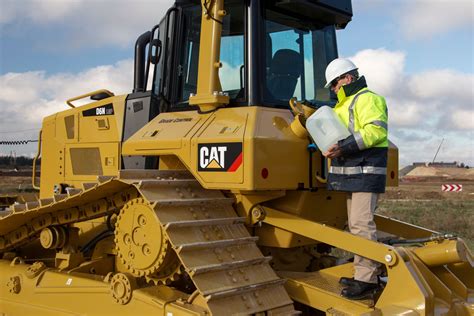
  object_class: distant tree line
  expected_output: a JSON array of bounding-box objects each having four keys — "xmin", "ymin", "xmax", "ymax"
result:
[{"xmin": 0, "ymin": 156, "xmax": 40, "ymax": 167}]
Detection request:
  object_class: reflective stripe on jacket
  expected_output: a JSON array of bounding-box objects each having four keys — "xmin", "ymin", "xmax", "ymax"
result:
[{"xmin": 327, "ymin": 76, "xmax": 388, "ymax": 193}]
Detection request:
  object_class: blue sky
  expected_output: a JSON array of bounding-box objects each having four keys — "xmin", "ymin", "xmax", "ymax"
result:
[
  {"xmin": 338, "ymin": 1, "xmax": 474, "ymax": 75},
  {"xmin": 0, "ymin": 0, "xmax": 473, "ymax": 166}
]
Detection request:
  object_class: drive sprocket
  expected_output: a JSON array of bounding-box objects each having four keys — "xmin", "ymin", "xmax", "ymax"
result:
[{"xmin": 114, "ymin": 198, "xmax": 181, "ymax": 283}]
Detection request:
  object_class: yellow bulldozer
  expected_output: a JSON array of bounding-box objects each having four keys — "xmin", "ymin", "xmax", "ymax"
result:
[{"xmin": 0, "ymin": 0, "xmax": 472, "ymax": 314}]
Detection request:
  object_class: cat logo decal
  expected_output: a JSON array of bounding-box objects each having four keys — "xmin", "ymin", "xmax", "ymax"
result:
[{"xmin": 198, "ymin": 143, "xmax": 243, "ymax": 172}]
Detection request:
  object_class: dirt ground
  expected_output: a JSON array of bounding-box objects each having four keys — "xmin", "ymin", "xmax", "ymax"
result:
[
  {"xmin": 379, "ymin": 179, "xmax": 474, "ymax": 251},
  {"xmin": 406, "ymin": 166, "xmax": 474, "ymax": 180},
  {"xmin": 1, "ymin": 173, "xmax": 473, "ymax": 250},
  {"xmin": 0, "ymin": 176, "xmax": 35, "ymax": 194},
  {"xmin": 382, "ymin": 180, "xmax": 474, "ymax": 201},
  {"xmin": 2, "ymin": 174, "xmax": 471, "ymax": 200}
]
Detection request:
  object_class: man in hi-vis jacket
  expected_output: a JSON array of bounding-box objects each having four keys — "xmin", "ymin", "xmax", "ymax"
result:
[{"xmin": 323, "ymin": 58, "xmax": 388, "ymax": 300}]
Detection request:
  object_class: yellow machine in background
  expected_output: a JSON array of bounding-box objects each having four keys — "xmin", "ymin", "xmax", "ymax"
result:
[{"xmin": 0, "ymin": 0, "xmax": 472, "ymax": 315}]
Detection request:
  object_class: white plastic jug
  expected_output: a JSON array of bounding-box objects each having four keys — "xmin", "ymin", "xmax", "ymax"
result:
[{"xmin": 306, "ymin": 106, "xmax": 351, "ymax": 153}]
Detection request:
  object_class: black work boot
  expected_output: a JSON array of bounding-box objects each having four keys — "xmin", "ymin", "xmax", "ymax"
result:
[
  {"xmin": 339, "ymin": 277, "xmax": 355, "ymax": 286},
  {"xmin": 340, "ymin": 276, "xmax": 385, "ymax": 287},
  {"xmin": 341, "ymin": 280, "xmax": 379, "ymax": 300}
]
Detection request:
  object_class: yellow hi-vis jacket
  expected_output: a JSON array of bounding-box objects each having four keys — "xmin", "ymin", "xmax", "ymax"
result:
[{"xmin": 328, "ymin": 76, "xmax": 388, "ymax": 193}]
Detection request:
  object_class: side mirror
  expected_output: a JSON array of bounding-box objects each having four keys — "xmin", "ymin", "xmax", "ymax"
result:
[{"xmin": 150, "ymin": 39, "xmax": 162, "ymax": 65}]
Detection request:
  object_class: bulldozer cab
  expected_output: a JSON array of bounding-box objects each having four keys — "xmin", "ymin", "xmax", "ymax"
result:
[{"xmin": 149, "ymin": 0, "xmax": 351, "ymax": 112}]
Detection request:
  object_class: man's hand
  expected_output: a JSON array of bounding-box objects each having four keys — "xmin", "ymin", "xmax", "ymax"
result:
[{"xmin": 323, "ymin": 144, "xmax": 342, "ymax": 159}]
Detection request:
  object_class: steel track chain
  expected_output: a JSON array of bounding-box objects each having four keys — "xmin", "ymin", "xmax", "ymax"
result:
[
  {"xmin": 0, "ymin": 179, "xmax": 138, "ymax": 253},
  {"xmin": 125, "ymin": 170, "xmax": 295, "ymax": 315},
  {"xmin": 0, "ymin": 169, "xmax": 297, "ymax": 315}
]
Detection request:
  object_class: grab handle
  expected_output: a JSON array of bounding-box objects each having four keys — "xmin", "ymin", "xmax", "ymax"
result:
[
  {"xmin": 66, "ymin": 89, "xmax": 114, "ymax": 108},
  {"xmin": 32, "ymin": 130, "xmax": 42, "ymax": 190}
]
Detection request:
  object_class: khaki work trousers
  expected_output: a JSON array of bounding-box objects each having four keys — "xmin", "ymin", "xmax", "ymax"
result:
[{"xmin": 346, "ymin": 192, "xmax": 380, "ymax": 284}]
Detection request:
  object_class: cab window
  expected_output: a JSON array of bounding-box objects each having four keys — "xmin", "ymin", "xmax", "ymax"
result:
[
  {"xmin": 175, "ymin": 2, "xmax": 245, "ymax": 109},
  {"xmin": 263, "ymin": 8, "xmax": 338, "ymax": 108}
]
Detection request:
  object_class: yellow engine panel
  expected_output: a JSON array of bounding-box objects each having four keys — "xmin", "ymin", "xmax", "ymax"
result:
[
  {"xmin": 123, "ymin": 106, "xmax": 398, "ymax": 191},
  {"xmin": 39, "ymin": 95, "xmax": 126, "ymax": 198},
  {"xmin": 124, "ymin": 107, "xmax": 317, "ymax": 190}
]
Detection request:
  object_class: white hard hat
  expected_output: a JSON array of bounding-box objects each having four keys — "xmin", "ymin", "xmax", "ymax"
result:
[{"xmin": 324, "ymin": 58, "xmax": 358, "ymax": 88}]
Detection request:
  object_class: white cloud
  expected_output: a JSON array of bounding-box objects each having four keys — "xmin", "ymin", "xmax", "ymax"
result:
[
  {"xmin": 347, "ymin": 48, "xmax": 474, "ymax": 165},
  {"xmin": 354, "ymin": 0, "xmax": 474, "ymax": 40},
  {"xmin": 385, "ymin": 99, "xmax": 425, "ymax": 127},
  {"xmin": 398, "ymin": 0, "xmax": 474, "ymax": 39},
  {"xmin": 0, "ymin": 60, "xmax": 133, "ymax": 122},
  {"xmin": 0, "ymin": 47, "xmax": 473, "ymax": 165},
  {"xmin": 1, "ymin": 0, "xmax": 82, "ymax": 24},
  {"xmin": 394, "ymin": 133, "xmax": 474, "ymax": 167},
  {"xmin": 220, "ymin": 62, "xmax": 242, "ymax": 91},
  {"xmin": 350, "ymin": 49, "xmax": 405, "ymax": 97},
  {"xmin": 409, "ymin": 69, "xmax": 473, "ymax": 105},
  {"xmin": 449, "ymin": 109, "xmax": 474, "ymax": 130},
  {"xmin": 349, "ymin": 48, "xmax": 474, "ymax": 129},
  {"xmin": 0, "ymin": 59, "xmax": 134, "ymax": 156},
  {"xmin": 0, "ymin": 0, "xmax": 174, "ymax": 48}
]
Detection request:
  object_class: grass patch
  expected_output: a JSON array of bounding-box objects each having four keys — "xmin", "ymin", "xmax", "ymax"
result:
[{"xmin": 377, "ymin": 199, "xmax": 474, "ymax": 251}]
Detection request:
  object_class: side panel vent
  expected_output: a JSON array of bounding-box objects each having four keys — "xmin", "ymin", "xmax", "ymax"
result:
[
  {"xmin": 64, "ymin": 115, "xmax": 75, "ymax": 139},
  {"xmin": 70, "ymin": 148, "xmax": 103, "ymax": 175}
]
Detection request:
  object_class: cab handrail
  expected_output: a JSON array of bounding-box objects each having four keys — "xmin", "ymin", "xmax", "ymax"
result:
[
  {"xmin": 66, "ymin": 89, "xmax": 115, "ymax": 108},
  {"xmin": 31, "ymin": 130, "xmax": 42, "ymax": 190}
]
